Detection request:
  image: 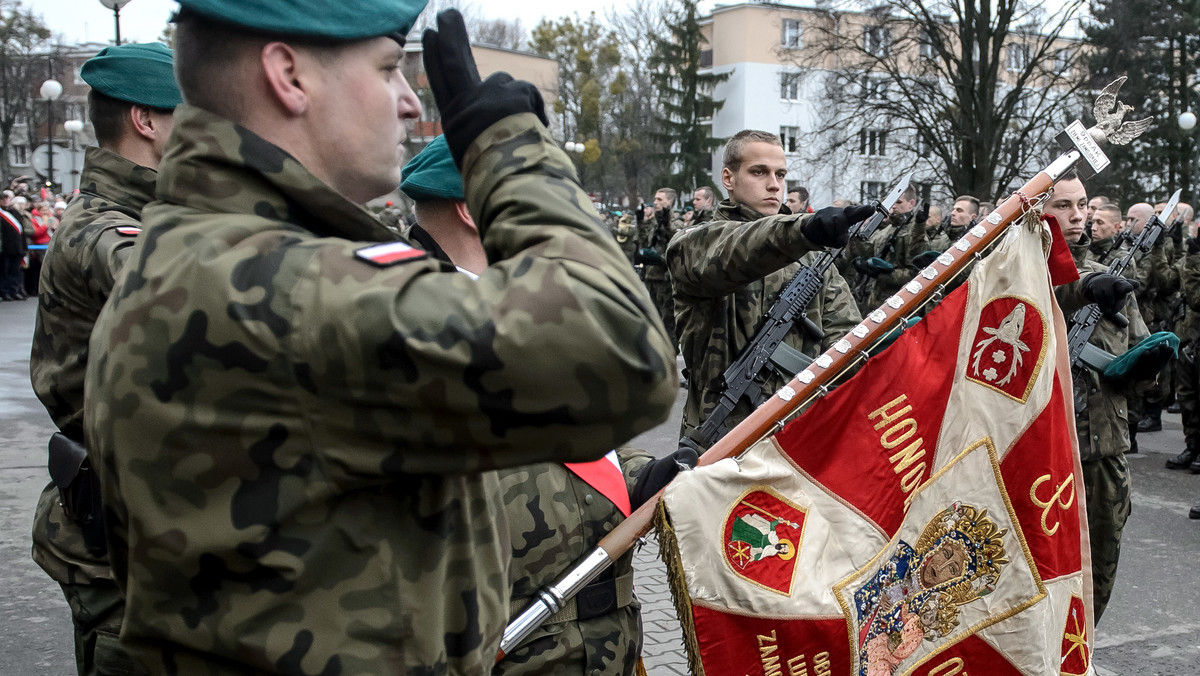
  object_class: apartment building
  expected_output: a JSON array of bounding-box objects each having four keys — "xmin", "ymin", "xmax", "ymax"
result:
[{"xmin": 699, "ymin": 1, "xmax": 1081, "ymax": 207}]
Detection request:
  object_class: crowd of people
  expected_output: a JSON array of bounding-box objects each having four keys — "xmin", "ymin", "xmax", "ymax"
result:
[
  {"xmin": 14, "ymin": 1, "xmax": 1196, "ymax": 675},
  {"xmin": 0, "ymin": 182, "xmax": 68, "ymax": 301}
]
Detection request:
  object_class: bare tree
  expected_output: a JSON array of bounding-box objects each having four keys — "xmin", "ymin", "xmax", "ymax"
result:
[
  {"xmin": 607, "ymin": 0, "xmax": 671, "ymax": 205},
  {"xmin": 0, "ymin": 0, "xmax": 50, "ymax": 181},
  {"xmin": 793, "ymin": 0, "xmax": 1087, "ymax": 200},
  {"xmin": 474, "ymin": 18, "xmax": 526, "ymax": 50}
]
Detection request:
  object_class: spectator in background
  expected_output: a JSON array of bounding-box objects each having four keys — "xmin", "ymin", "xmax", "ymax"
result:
[{"xmin": 0, "ymin": 190, "xmax": 26, "ymax": 300}]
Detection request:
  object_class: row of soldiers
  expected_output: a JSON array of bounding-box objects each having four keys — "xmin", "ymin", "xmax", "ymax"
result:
[{"xmin": 607, "ymin": 134, "xmax": 1178, "ymax": 629}]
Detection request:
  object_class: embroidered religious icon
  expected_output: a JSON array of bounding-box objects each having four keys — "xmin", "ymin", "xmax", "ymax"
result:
[
  {"xmin": 851, "ymin": 502, "xmax": 1009, "ymax": 676},
  {"xmin": 721, "ymin": 487, "xmax": 808, "ymax": 595},
  {"xmin": 965, "ymin": 296, "xmax": 1047, "ymax": 403}
]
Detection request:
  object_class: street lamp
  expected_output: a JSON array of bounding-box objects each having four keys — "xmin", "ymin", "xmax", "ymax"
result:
[
  {"xmin": 40, "ymin": 79, "xmax": 62, "ymax": 193},
  {"xmin": 99, "ymin": 0, "xmax": 134, "ymax": 45},
  {"xmin": 64, "ymin": 119, "xmax": 84, "ymax": 194},
  {"xmin": 1180, "ymin": 111, "xmax": 1197, "ymax": 131}
]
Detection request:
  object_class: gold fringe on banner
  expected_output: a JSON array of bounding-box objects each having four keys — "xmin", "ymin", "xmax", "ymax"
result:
[{"xmin": 653, "ymin": 498, "xmax": 706, "ymax": 676}]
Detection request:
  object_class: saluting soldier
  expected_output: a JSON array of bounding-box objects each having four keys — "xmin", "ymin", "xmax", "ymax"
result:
[
  {"xmin": 846, "ymin": 185, "xmax": 927, "ymax": 313},
  {"xmin": 638, "ymin": 187, "xmax": 684, "ymax": 353},
  {"xmin": 667, "ymin": 129, "xmax": 869, "ymax": 441},
  {"xmin": 399, "ymin": 136, "xmax": 691, "ymax": 675},
  {"xmin": 29, "ymin": 42, "xmax": 181, "ymax": 676},
  {"xmin": 82, "ymin": 3, "xmax": 677, "ymax": 674},
  {"xmin": 1048, "ymin": 173, "xmax": 1172, "ymax": 623}
]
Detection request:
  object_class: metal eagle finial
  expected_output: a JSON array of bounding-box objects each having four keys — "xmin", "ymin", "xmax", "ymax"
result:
[{"xmin": 1092, "ymin": 76, "xmax": 1152, "ymax": 146}]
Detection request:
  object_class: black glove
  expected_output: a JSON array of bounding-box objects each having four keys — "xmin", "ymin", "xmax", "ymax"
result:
[
  {"xmin": 657, "ymin": 208, "xmax": 670, "ymax": 228},
  {"xmin": 802, "ymin": 205, "xmax": 877, "ymax": 248},
  {"xmin": 1081, "ymin": 272, "xmax": 1135, "ymax": 314},
  {"xmin": 630, "ymin": 448, "xmax": 699, "ymax": 510},
  {"xmin": 1188, "ymin": 237, "xmax": 1200, "ymax": 255},
  {"xmin": 915, "ymin": 201, "xmax": 931, "ymax": 226},
  {"xmin": 1123, "ymin": 343, "xmax": 1175, "ymax": 382},
  {"xmin": 423, "ymin": 10, "xmax": 549, "ymax": 166},
  {"xmin": 912, "ymin": 250, "xmax": 940, "ymax": 269},
  {"xmin": 852, "ymin": 256, "xmax": 878, "ymax": 278}
]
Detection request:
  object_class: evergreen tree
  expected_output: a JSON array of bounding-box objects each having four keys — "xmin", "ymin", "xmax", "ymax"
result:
[
  {"xmin": 649, "ymin": 0, "xmax": 728, "ymax": 194},
  {"xmin": 1086, "ymin": 0, "xmax": 1200, "ymax": 205}
]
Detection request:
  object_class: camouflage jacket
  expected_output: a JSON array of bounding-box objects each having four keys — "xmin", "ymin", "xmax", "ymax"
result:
[
  {"xmin": 494, "ymin": 448, "xmax": 653, "ymax": 676},
  {"xmin": 84, "ymin": 106, "xmax": 677, "ymax": 675},
  {"xmin": 28, "ymin": 146, "xmax": 154, "ymax": 586},
  {"xmin": 1177, "ymin": 253, "xmax": 1200, "ymax": 343},
  {"xmin": 637, "ymin": 208, "xmax": 682, "ymax": 282},
  {"xmin": 667, "ymin": 199, "xmax": 860, "ymax": 439},
  {"xmin": 840, "ymin": 210, "xmax": 927, "ymax": 311},
  {"xmin": 1131, "ymin": 238, "xmax": 1179, "ymax": 331},
  {"xmin": 1059, "ymin": 236, "xmax": 1148, "ymax": 461}
]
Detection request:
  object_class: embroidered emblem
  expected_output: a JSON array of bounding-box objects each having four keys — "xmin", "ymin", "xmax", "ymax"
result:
[
  {"xmin": 722, "ymin": 487, "xmax": 808, "ymax": 595},
  {"xmin": 850, "ymin": 503, "xmax": 1008, "ymax": 676},
  {"xmin": 354, "ymin": 241, "xmax": 428, "ymax": 267},
  {"xmin": 1029, "ymin": 474, "xmax": 1075, "ymax": 537},
  {"xmin": 1060, "ymin": 595, "xmax": 1089, "ymax": 676},
  {"xmin": 965, "ymin": 296, "xmax": 1047, "ymax": 403},
  {"xmin": 115, "ymin": 226, "xmax": 141, "ymax": 236}
]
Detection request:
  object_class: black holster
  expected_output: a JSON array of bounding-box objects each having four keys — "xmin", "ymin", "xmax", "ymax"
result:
[{"xmin": 48, "ymin": 432, "xmax": 107, "ymax": 557}]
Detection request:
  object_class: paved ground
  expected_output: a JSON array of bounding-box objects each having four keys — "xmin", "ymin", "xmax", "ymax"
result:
[{"xmin": 3, "ymin": 296, "xmax": 1200, "ymax": 674}]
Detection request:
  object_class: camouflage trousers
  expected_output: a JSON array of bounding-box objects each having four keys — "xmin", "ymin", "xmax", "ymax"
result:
[
  {"xmin": 1177, "ymin": 344, "xmax": 1200, "ymax": 443},
  {"xmin": 32, "ymin": 487, "xmax": 143, "ymax": 676},
  {"xmin": 644, "ymin": 277, "xmax": 677, "ymax": 354},
  {"xmin": 1081, "ymin": 454, "xmax": 1131, "ymax": 625}
]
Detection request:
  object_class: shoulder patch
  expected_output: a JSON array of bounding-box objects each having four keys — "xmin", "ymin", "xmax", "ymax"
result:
[
  {"xmin": 354, "ymin": 241, "xmax": 428, "ymax": 267},
  {"xmin": 115, "ymin": 226, "xmax": 142, "ymax": 237}
]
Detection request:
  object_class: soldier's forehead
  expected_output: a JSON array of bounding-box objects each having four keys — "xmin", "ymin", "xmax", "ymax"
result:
[{"xmin": 1052, "ymin": 179, "xmax": 1086, "ymax": 202}]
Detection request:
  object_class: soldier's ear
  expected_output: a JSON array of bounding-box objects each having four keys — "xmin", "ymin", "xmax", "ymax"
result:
[
  {"xmin": 721, "ymin": 166, "xmax": 735, "ymax": 192},
  {"xmin": 261, "ymin": 42, "xmax": 310, "ymax": 116}
]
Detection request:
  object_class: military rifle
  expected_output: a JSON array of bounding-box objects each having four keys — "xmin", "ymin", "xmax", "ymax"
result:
[
  {"xmin": 497, "ymin": 77, "xmax": 1150, "ymax": 663},
  {"xmin": 1068, "ymin": 188, "xmax": 1181, "ymax": 373},
  {"xmin": 684, "ymin": 173, "xmax": 912, "ymax": 451},
  {"xmin": 852, "ymin": 199, "xmax": 924, "ymax": 299}
]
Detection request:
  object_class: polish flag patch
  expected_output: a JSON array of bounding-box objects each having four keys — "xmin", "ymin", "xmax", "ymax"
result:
[
  {"xmin": 354, "ymin": 241, "xmax": 427, "ymax": 267},
  {"xmin": 115, "ymin": 226, "xmax": 142, "ymax": 236}
]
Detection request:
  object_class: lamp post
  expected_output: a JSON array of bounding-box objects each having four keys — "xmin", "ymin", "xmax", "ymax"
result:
[
  {"xmin": 99, "ymin": 0, "xmax": 134, "ymax": 45},
  {"xmin": 40, "ymin": 79, "xmax": 62, "ymax": 193},
  {"xmin": 64, "ymin": 119, "xmax": 84, "ymax": 194}
]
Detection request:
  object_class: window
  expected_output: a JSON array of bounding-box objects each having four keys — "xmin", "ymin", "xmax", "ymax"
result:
[
  {"xmin": 859, "ymin": 129, "xmax": 887, "ymax": 157},
  {"xmin": 10, "ymin": 144, "xmax": 27, "ymax": 166},
  {"xmin": 1006, "ymin": 43, "xmax": 1031, "ymax": 72},
  {"xmin": 861, "ymin": 181, "xmax": 887, "ymax": 202},
  {"xmin": 919, "ymin": 29, "xmax": 936, "ymax": 61},
  {"xmin": 780, "ymin": 126, "xmax": 800, "ymax": 153},
  {"xmin": 1054, "ymin": 48, "xmax": 1072, "ymax": 75},
  {"xmin": 864, "ymin": 25, "xmax": 891, "ymax": 56},
  {"xmin": 780, "ymin": 71, "xmax": 801, "ymax": 100},
  {"xmin": 862, "ymin": 75, "xmax": 889, "ymax": 101},
  {"xmin": 781, "ymin": 19, "xmax": 803, "ymax": 49},
  {"xmin": 914, "ymin": 133, "xmax": 932, "ymax": 158}
]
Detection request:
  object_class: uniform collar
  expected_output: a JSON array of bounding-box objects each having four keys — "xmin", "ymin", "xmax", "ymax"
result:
[
  {"xmin": 713, "ymin": 198, "xmax": 780, "ymax": 222},
  {"xmin": 155, "ymin": 105, "xmax": 396, "ymax": 243},
  {"xmin": 77, "ymin": 146, "xmax": 157, "ymax": 213},
  {"xmin": 1067, "ymin": 231, "xmax": 1093, "ymax": 265}
]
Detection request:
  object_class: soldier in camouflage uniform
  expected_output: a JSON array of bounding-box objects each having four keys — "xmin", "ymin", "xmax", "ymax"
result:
[
  {"xmin": 667, "ymin": 129, "xmax": 869, "ymax": 440},
  {"xmin": 1169, "ymin": 238, "xmax": 1200, "ymax": 472},
  {"xmin": 843, "ymin": 185, "xmax": 927, "ymax": 313},
  {"xmin": 399, "ymin": 135, "xmax": 692, "ymax": 674},
  {"xmin": 83, "ymin": 5, "xmax": 677, "ymax": 674},
  {"xmin": 1123, "ymin": 203, "xmax": 1180, "ymax": 435},
  {"xmin": 1047, "ymin": 175, "xmax": 1169, "ymax": 623},
  {"xmin": 638, "ymin": 188, "xmax": 684, "ymax": 352},
  {"xmin": 613, "ymin": 212, "xmax": 639, "ymax": 265},
  {"xmin": 691, "ymin": 186, "xmax": 716, "ymax": 224},
  {"xmin": 28, "ymin": 43, "xmax": 181, "ymax": 676}
]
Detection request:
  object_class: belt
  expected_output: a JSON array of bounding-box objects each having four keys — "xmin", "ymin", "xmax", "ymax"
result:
[{"xmin": 509, "ymin": 571, "xmax": 634, "ymax": 623}]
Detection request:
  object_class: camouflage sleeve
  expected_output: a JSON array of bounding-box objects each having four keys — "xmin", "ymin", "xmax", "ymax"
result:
[
  {"xmin": 90, "ymin": 222, "xmax": 140, "ymax": 294},
  {"xmin": 1182, "ymin": 253, "xmax": 1200, "ymax": 311},
  {"xmin": 818, "ymin": 265, "xmax": 861, "ymax": 352},
  {"xmin": 291, "ymin": 115, "xmax": 677, "ymax": 478},
  {"xmin": 615, "ymin": 446, "xmax": 654, "ymax": 494},
  {"xmin": 665, "ymin": 214, "xmax": 821, "ymax": 299},
  {"xmin": 1126, "ymin": 292, "xmax": 1150, "ymax": 345}
]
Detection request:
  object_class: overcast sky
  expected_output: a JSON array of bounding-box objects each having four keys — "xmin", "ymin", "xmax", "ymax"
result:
[{"xmin": 26, "ymin": 0, "xmax": 720, "ymax": 46}]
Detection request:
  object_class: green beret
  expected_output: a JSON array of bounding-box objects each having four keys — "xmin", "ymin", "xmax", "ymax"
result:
[
  {"xmin": 80, "ymin": 43, "xmax": 182, "ymax": 110},
  {"xmin": 1103, "ymin": 331, "xmax": 1179, "ymax": 381},
  {"xmin": 177, "ymin": 0, "xmax": 428, "ymax": 41},
  {"xmin": 400, "ymin": 136, "xmax": 463, "ymax": 202}
]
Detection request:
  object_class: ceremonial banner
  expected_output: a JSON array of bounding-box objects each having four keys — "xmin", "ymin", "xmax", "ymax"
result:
[{"xmin": 659, "ymin": 220, "xmax": 1091, "ymax": 676}]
